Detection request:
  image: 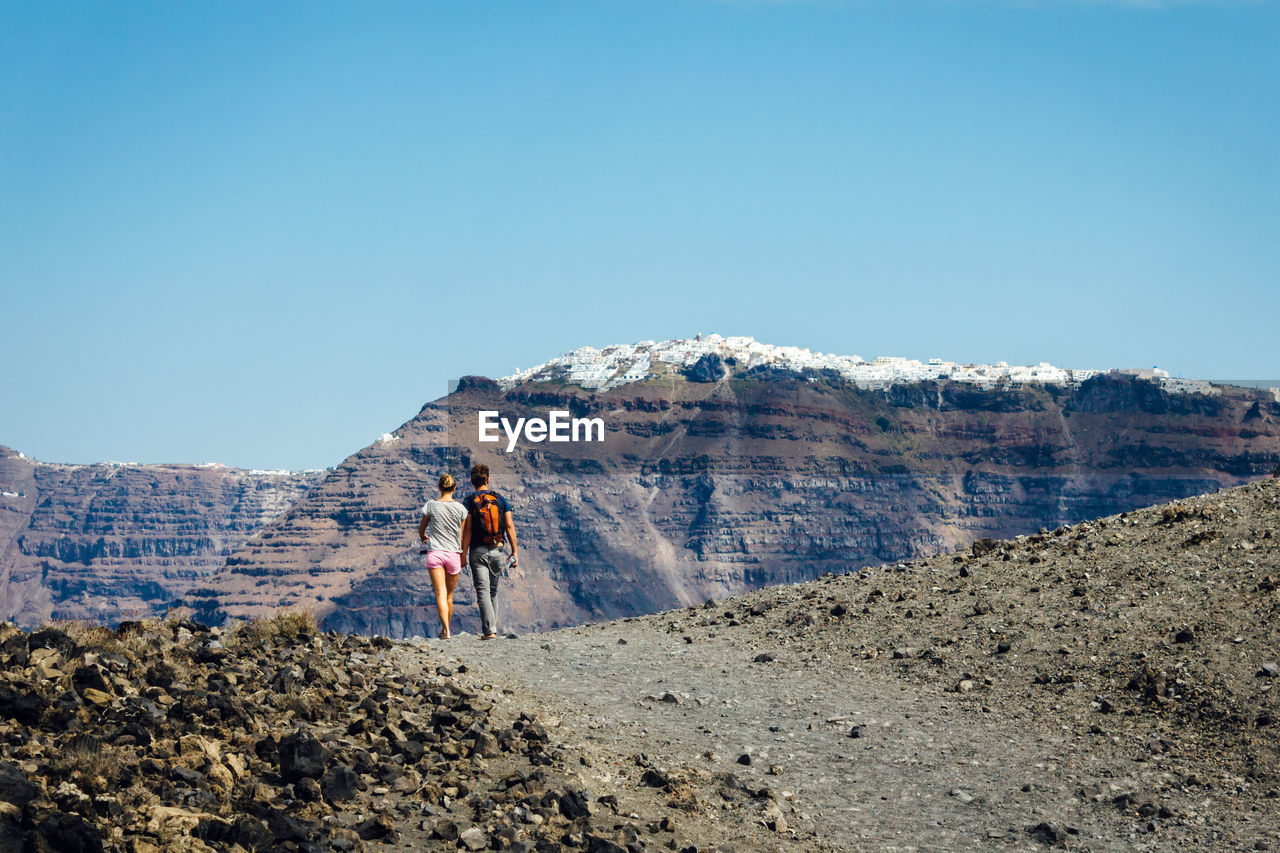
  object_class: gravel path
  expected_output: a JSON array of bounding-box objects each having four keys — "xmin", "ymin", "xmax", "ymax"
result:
[
  {"xmin": 425, "ymin": 623, "xmax": 1124, "ymax": 852},
  {"xmin": 396, "ymin": 478, "xmax": 1280, "ymax": 852}
]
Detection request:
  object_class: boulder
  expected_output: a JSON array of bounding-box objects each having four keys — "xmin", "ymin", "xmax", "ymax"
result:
[
  {"xmin": 321, "ymin": 766, "xmax": 360, "ymax": 802},
  {"xmin": 683, "ymin": 353, "xmax": 726, "ymax": 383},
  {"xmin": 0, "ymin": 761, "xmax": 38, "ymax": 809},
  {"xmin": 277, "ymin": 731, "xmax": 331, "ymax": 782},
  {"xmin": 37, "ymin": 810, "xmax": 104, "ymax": 853}
]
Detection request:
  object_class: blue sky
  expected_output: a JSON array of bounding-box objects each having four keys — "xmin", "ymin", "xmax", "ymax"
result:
[{"xmin": 2, "ymin": 1, "xmax": 1277, "ymax": 470}]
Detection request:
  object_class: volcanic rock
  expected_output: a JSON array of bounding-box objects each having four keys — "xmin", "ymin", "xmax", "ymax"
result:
[
  {"xmin": 683, "ymin": 353, "xmax": 727, "ymax": 383},
  {"xmin": 277, "ymin": 731, "xmax": 331, "ymax": 782}
]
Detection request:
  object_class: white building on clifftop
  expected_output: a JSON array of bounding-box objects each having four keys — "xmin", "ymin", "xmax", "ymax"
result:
[{"xmin": 499, "ymin": 335, "xmax": 1172, "ymax": 394}]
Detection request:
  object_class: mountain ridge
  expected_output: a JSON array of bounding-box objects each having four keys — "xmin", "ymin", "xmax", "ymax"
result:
[
  {"xmin": 185, "ymin": 368, "xmax": 1280, "ymax": 637},
  {"xmin": 5, "ymin": 338, "xmax": 1278, "ymax": 634},
  {"xmin": 0, "ymin": 448, "xmax": 326, "ymax": 626}
]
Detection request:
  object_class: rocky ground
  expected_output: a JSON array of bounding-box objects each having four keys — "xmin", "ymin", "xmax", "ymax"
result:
[
  {"xmin": 0, "ymin": 615, "xmax": 703, "ymax": 852},
  {"xmin": 434, "ymin": 474, "xmax": 1280, "ymax": 851},
  {"xmin": 0, "ymin": 475, "xmax": 1277, "ymax": 851}
]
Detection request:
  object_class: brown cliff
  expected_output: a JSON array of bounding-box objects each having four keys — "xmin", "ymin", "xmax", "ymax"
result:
[
  {"xmin": 185, "ymin": 374, "xmax": 1280, "ymax": 637},
  {"xmin": 0, "ymin": 447, "xmax": 324, "ymax": 627}
]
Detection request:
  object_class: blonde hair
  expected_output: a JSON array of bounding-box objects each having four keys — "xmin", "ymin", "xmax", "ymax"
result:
[{"xmin": 438, "ymin": 473, "xmax": 456, "ymax": 492}]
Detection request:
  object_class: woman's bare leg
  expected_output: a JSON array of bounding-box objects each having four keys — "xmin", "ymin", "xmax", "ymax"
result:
[
  {"xmin": 429, "ymin": 566, "xmax": 450, "ymax": 637},
  {"xmin": 445, "ymin": 572, "xmax": 459, "ymax": 631}
]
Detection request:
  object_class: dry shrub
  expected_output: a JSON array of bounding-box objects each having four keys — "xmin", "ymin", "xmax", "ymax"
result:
[
  {"xmin": 52, "ymin": 734, "xmax": 120, "ymax": 793},
  {"xmin": 163, "ymin": 606, "xmax": 194, "ymax": 623},
  {"xmin": 42, "ymin": 619, "xmax": 120, "ymax": 653},
  {"xmin": 236, "ymin": 610, "xmax": 319, "ymax": 644}
]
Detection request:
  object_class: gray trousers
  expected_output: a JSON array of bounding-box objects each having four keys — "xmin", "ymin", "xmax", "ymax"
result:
[{"xmin": 469, "ymin": 545, "xmax": 505, "ymax": 637}]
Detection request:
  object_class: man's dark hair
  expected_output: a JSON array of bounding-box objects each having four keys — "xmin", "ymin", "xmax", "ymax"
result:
[{"xmin": 470, "ymin": 464, "xmax": 490, "ymax": 489}]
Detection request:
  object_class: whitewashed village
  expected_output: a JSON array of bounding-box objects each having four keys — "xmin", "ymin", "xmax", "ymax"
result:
[{"xmin": 500, "ymin": 334, "xmax": 1223, "ymax": 395}]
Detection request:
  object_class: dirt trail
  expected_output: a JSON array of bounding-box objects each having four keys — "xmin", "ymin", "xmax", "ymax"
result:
[
  {"xmin": 395, "ymin": 477, "xmax": 1280, "ymax": 852},
  {"xmin": 424, "ymin": 623, "xmax": 1126, "ymax": 852}
]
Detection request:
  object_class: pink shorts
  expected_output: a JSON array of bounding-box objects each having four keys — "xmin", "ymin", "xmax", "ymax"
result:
[{"xmin": 426, "ymin": 550, "xmax": 462, "ymax": 576}]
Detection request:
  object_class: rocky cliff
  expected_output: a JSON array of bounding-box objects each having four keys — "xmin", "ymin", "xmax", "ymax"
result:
[
  {"xmin": 185, "ymin": 373, "xmax": 1280, "ymax": 637},
  {"xmin": 0, "ymin": 447, "xmax": 325, "ymax": 627}
]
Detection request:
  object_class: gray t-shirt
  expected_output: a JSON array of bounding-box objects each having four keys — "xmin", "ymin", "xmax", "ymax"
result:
[{"xmin": 421, "ymin": 498, "xmax": 467, "ymax": 553}]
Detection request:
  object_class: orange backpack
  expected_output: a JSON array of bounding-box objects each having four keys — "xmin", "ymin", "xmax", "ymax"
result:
[{"xmin": 472, "ymin": 493, "xmax": 505, "ymax": 547}]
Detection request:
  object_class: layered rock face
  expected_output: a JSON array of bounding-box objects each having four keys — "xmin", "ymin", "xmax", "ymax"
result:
[
  {"xmin": 186, "ymin": 374, "xmax": 1280, "ymax": 637},
  {"xmin": 0, "ymin": 447, "xmax": 324, "ymax": 627}
]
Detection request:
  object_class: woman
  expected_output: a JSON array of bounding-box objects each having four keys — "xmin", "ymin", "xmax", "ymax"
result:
[{"xmin": 417, "ymin": 473, "xmax": 468, "ymax": 638}]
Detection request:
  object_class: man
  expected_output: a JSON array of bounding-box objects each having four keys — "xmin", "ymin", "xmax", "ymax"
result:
[{"xmin": 461, "ymin": 463, "xmax": 518, "ymax": 640}]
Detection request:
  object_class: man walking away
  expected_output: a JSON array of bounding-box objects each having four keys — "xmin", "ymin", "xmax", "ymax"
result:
[{"xmin": 461, "ymin": 463, "xmax": 518, "ymax": 640}]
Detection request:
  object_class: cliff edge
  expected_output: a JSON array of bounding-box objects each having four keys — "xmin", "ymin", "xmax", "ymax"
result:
[{"xmin": 189, "ymin": 372, "xmax": 1280, "ymax": 637}]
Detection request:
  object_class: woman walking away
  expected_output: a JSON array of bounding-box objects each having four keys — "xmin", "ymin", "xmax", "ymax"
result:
[{"xmin": 418, "ymin": 474, "xmax": 467, "ymax": 638}]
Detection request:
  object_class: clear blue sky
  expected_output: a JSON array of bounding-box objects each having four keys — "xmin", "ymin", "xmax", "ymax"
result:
[{"xmin": 2, "ymin": 1, "xmax": 1277, "ymax": 470}]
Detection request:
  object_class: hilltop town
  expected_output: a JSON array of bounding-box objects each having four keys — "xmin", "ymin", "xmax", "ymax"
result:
[{"xmin": 498, "ymin": 334, "xmax": 1226, "ymax": 395}]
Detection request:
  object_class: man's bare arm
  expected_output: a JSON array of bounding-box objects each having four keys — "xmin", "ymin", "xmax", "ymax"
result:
[{"xmin": 503, "ymin": 511, "xmax": 518, "ymax": 566}]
